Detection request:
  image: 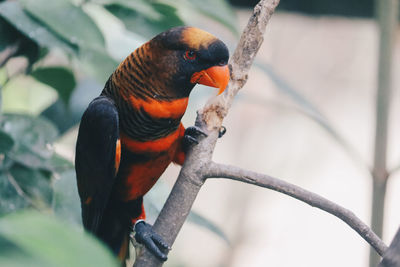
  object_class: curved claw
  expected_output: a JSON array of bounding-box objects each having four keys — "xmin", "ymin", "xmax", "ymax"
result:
[
  {"xmin": 134, "ymin": 221, "xmax": 169, "ymax": 261},
  {"xmin": 151, "ymin": 231, "xmax": 170, "ymax": 250},
  {"xmin": 218, "ymin": 126, "xmax": 226, "ymax": 138},
  {"xmin": 184, "ymin": 135, "xmax": 199, "ymax": 145},
  {"xmin": 183, "ymin": 126, "xmax": 207, "ymax": 150},
  {"xmin": 185, "ymin": 126, "xmax": 208, "ymax": 138}
]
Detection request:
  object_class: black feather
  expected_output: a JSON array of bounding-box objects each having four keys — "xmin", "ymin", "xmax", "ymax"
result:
[{"xmin": 75, "ymin": 96, "xmax": 119, "ymax": 233}]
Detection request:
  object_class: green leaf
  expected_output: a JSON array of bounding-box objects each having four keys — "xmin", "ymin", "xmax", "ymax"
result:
[
  {"xmin": 0, "ymin": 2, "xmax": 75, "ymax": 54},
  {"xmin": 0, "ymin": 235, "xmax": 47, "ymax": 267},
  {"xmin": 78, "ymin": 47, "xmax": 118, "ymax": 83},
  {"xmin": 31, "ymin": 67, "xmax": 76, "ymax": 104},
  {"xmin": 152, "ymin": 2, "xmax": 185, "ymax": 29},
  {"xmin": 106, "ymin": 2, "xmax": 184, "ymax": 39},
  {"xmin": 1, "ymin": 75, "xmax": 58, "ymax": 115},
  {"xmin": 9, "ymin": 164, "xmax": 53, "ymax": 210},
  {"xmin": 94, "ymin": 0, "xmax": 161, "ymax": 20},
  {"xmin": 1, "ymin": 114, "xmax": 58, "ymax": 156},
  {"xmin": 114, "ymin": 0, "xmax": 237, "ymax": 37},
  {"xmin": 0, "ymin": 211, "xmax": 119, "ymax": 267},
  {"xmin": 20, "ymin": 0, "xmax": 105, "ymax": 50},
  {"xmin": 48, "ymin": 153, "xmax": 74, "ymax": 172},
  {"xmin": 186, "ymin": 0, "xmax": 238, "ymax": 35},
  {"xmin": 40, "ymin": 100, "xmax": 74, "ymax": 134},
  {"xmin": 155, "ymin": 0, "xmax": 238, "ymax": 36},
  {"xmin": 0, "ymin": 17, "xmax": 40, "ymax": 67},
  {"xmin": 41, "ymin": 79, "xmax": 102, "ymax": 134},
  {"xmin": 1, "ymin": 114, "xmax": 59, "ymax": 169},
  {"xmin": 0, "ymin": 68, "xmax": 6, "ymax": 85},
  {"xmin": 52, "ymin": 169, "xmax": 81, "ymax": 226},
  {"xmin": 0, "ymin": 163, "xmax": 53, "ymax": 215},
  {"xmin": 0, "ymin": 172, "xmax": 29, "ymax": 215},
  {"xmin": 0, "ymin": 17, "xmax": 19, "ymax": 51},
  {"xmin": 0, "ymin": 130, "xmax": 14, "ymax": 154}
]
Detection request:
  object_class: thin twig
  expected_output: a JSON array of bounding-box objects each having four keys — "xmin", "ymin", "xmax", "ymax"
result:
[
  {"xmin": 204, "ymin": 162, "xmax": 388, "ymax": 256},
  {"xmin": 6, "ymin": 172, "xmax": 39, "ymax": 210},
  {"xmin": 370, "ymin": 0, "xmax": 398, "ymax": 265}
]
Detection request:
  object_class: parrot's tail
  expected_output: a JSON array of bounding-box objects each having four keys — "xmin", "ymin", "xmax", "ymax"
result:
[{"xmin": 116, "ymin": 233, "xmax": 130, "ymax": 265}]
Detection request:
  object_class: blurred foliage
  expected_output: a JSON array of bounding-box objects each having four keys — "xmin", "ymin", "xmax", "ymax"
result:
[
  {"xmin": 277, "ymin": 0, "xmax": 375, "ymax": 17},
  {"xmin": 0, "ymin": 0, "xmax": 237, "ymax": 265},
  {"xmin": 0, "ymin": 211, "xmax": 118, "ymax": 267},
  {"xmin": 229, "ymin": 0, "xmax": 376, "ymax": 18}
]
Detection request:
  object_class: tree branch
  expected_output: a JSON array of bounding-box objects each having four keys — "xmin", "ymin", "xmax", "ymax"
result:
[
  {"xmin": 379, "ymin": 227, "xmax": 400, "ymax": 267},
  {"xmin": 369, "ymin": 0, "xmax": 398, "ymax": 265},
  {"xmin": 204, "ymin": 162, "xmax": 388, "ymax": 256},
  {"xmin": 133, "ymin": 0, "xmax": 281, "ymax": 266}
]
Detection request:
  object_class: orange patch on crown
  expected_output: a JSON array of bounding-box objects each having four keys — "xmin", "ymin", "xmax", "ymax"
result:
[{"xmin": 181, "ymin": 27, "xmax": 217, "ymax": 50}]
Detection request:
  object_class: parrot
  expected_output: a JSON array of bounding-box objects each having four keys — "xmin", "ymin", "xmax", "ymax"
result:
[{"xmin": 75, "ymin": 26, "xmax": 229, "ymax": 263}]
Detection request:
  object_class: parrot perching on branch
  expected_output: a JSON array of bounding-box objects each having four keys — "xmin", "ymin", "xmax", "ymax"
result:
[{"xmin": 75, "ymin": 26, "xmax": 229, "ymax": 262}]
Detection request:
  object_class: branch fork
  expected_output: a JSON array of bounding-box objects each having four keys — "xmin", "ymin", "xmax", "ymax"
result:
[{"xmin": 133, "ymin": 0, "xmax": 389, "ymax": 266}]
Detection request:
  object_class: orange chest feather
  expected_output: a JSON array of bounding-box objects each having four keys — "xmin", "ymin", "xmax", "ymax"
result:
[
  {"xmin": 116, "ymin": 133, "xmax": 182, "ymax": 201},
  {"xmin": 129, "ymin": 96, "xmax": 188, "ymax": 119},
  {"xmin": 116, "ymin": 153, "xmax": 174, "ymax": 201},
  {"xmin": 116, "ymin": 125, "xmax": 185, "ymax": 201},
  {"xmin": 120, "ymin": 126, "xmax": 181, "ymax": 154}
]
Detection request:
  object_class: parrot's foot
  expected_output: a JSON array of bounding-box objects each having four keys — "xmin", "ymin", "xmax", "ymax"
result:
[
  {"xmin": 218, "ymin": 126, "xmax": 226, "ymax": 138},
  {"xmin": 184, "ymin": 126, "xmax": 208, "ymax": 146},
  {"xmin": 134, "ymin": 220, "xmax": 170, "ymax": 261}
]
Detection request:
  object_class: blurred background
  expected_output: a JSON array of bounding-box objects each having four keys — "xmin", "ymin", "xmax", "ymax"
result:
[{"xmin": 0, "ymin": 0, "xmax": 399, "ymax": 266}]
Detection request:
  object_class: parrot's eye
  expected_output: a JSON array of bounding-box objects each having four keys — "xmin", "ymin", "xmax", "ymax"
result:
[
  {"xmin": 218, "ymin": 59, "xmax": 227, "ymax": 66},
  {"xmin": 185, "ymin": 50, "xmax": 196, "ymax": 60}
]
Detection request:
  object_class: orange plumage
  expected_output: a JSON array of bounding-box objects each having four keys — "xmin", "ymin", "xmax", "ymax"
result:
[{"xmin": 75, "ymin": 26, "xmax": 229, "ymax": 263}]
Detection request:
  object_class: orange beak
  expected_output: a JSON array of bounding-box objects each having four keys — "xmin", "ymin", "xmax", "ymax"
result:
[{"xmin": 190, "ymin": 65, "xmax": 230, "ymax": 95}]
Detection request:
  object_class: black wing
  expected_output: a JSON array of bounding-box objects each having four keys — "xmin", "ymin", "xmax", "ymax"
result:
[{"xmin": 75, "ymin": 96, "xmax": 120, "ymax": 233}]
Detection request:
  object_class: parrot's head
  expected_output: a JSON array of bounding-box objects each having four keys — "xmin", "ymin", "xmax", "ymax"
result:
[{"xmin": 150, "ymin": 26, "xmax": 230, "ymax": 96}]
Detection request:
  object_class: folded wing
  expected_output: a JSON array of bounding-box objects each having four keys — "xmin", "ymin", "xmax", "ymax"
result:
[{"xmin": 75, "ymin": 96, "xmax": 120, "ymax": 233}]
